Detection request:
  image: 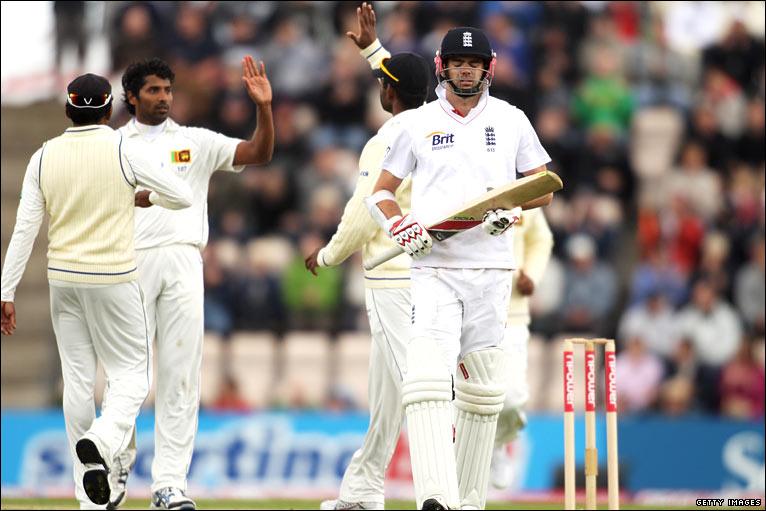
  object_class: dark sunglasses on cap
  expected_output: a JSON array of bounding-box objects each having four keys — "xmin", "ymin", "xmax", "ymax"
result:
[{"xmin": 67, "ymin": 93, "xmax": 112, "ymax": 109}]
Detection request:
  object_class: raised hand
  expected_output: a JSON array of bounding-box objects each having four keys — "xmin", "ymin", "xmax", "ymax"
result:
[
  {"xmin": 346, "ymin": 2, "xmax": 377, "ymax": 49},
  {"xmin": 242, "ymin": 55, "xmax": 272, "ymax": 106}
]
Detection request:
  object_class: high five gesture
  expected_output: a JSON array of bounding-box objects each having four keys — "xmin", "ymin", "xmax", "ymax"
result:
[{"xmin": 241, "ymin": 55, "xmax": 272, "ymax": 106}]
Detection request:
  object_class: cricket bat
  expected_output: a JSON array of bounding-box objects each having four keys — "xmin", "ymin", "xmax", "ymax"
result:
[{"xmin": 363, "ymin": 170, "xmax": 563, "ymax": 270}]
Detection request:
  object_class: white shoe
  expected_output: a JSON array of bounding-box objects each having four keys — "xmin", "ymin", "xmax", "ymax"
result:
[
  {"xmin": 151, "ymin": 487, "xmax": 196, "ymax": 510},
  {"xmin": 106, "ymin": 448, "xmax": 136, "ymax": 509},
  {"xmin": 320, "ymin": 498, "xmax": 385, "ymax": 510},
  {"xmin": 75, "ymin": 434, "xmax": 111, "ymax": 506},
  {"xmin": 490, "ymin": 444, "xmax": 514, "ymax": 490}
]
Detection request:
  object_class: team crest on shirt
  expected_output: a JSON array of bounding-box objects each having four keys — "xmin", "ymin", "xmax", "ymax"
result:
[
  {"xmin": 427, "ymin": 131, "xmax": 455, "ymax": 150},
  {"xmin": 170, "ymin": 149, "xmax": 191, "ymax": 173},
  {"xmin": 485, "ymin": 126, "xmax": 496, "ymax": 150}
]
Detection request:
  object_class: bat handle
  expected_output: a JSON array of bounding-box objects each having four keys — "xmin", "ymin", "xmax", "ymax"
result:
[{"xmin": 363, "ymin": 245, "xmax": 404, "ymax": 270}]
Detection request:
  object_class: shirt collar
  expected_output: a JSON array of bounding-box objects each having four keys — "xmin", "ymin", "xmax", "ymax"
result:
[
  {"xmin": 122, "ymin": 117, "xmax": 180, "ymax": 137},
  {"xmin": 65, "ymin": 124, "xmax": 112, "ymax": 133},
  {"xmin": 435, "ymin": 82, "xmax": 489, "ymax": 124}
]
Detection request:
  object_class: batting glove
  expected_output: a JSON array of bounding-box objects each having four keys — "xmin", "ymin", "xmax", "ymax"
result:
[
  {"xmin": 385, "ymin": 214, "xmax": 433, "ymax": 259},
  {"xmin": 482, "ymin": 207, "xmax": 521, "ymax": 236}
]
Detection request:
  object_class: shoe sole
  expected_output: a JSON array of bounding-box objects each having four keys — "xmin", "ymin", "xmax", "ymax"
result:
[
  {"xmin": 107, "ymin": 490, "xmax": 126, "ymax": 510},
  {"xmin": 151, "ymin": 504, "xmax": 196, "ymax": 510},
  {"xmin": 76, "ymin": 438, "xmax": 110, "ymax": 505},
  {"xmin": 150, "ymin": 499, "xmax": 196, "ymax": 510},
  {"xmin": 421, "ymin": 498, "xmax": 446, "ymax": 510}
]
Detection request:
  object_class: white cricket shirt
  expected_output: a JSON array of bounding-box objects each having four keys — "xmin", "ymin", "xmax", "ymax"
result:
[
  {"xmin": 119, "ymin": 118, "xmax": 244, "ymax": 250},
  {"xmin": 382, "ymin": 84, "xmax": 551, "ymax": 269}
]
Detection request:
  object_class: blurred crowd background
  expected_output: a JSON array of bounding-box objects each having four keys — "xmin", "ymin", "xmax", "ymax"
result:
[{"xmin": 2, "ymin": 1, "xmax": 765, "ymax": 421}]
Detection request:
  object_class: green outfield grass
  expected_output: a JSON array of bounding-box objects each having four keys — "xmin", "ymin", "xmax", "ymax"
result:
[{"xmin": 1, "ymin": 498, "xmax": 762, "ymax": 510}]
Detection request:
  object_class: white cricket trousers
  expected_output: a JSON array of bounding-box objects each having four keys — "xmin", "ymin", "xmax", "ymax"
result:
[
  {"xmin": 339, "ymin": 287, "xmax": 410, "ymax": 504},
  {"xmin": 410, "ymin": 267, "xmax": 512, "ymax": 371},
  {"xmin": 49, "ymin": 280, "xmax": 150, "ymax": 510},
  {"xmin": 137, "ymin": 244, "xmax": 204, "ymax": 492}
]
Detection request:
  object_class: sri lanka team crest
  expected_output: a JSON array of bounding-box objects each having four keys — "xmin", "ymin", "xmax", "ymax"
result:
[
  {"xmin": 170, "ymin": 149, "xmax": 191, "ymax": 173},
  {"xmin": 171, "ymin": 149, "xmax": 191, "ymax": 163},
  {"xmin": 426, "ymin": 131, "xmax": 455, "ymax": 150}
]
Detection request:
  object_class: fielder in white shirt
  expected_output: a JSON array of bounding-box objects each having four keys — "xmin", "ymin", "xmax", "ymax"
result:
[
  {"xmin": 107, "ymin": 57, "xmax": 274, "ymax": 511},
  {"xmin": 305, "ymin": 5, "xmax": 431, "ymax": 509},
  {"xmin": 367, "ymin": 27, "xmax": 553, "ymax": 510},
  {"xmin": 0, "ymin": 74, "xmax": 193, "ymax": 509}
]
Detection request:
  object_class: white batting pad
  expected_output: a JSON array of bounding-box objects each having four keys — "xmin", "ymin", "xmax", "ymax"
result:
[
  {"xmin": 402, "ymin": 336, "xmax": 459, "ymax": 509},
  {"xmin": 454, "ymin": 347, "xmax": 507, "ymax": 509}
]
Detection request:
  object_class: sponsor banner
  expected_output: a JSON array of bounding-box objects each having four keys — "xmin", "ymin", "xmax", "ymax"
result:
[
  {"xmin": 584, "ymin": 349, "xmax": 596, "ymax": 413},
  {"xmin": 1, "ymin": 411, "xmax": 763, "ymax": 495},
  {"xmin": 563, "ymin": 351, "xmax": 574, "ymax": 413},
  {"xmin": 604, "ymin": 351, "xmax": 617, "ymax": 413}
]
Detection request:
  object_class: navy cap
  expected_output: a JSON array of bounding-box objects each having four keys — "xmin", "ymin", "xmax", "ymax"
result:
[
  {"xmin": 439, "ymin": 27, "xmax": 494, "ymax": 60},
  {"xmin": 373, "ymin": 52, "xmax": 430, "ymax": 97},
  {"xmin": 67, "ymin": 73, "xmax": 112, "ymax": 109}
]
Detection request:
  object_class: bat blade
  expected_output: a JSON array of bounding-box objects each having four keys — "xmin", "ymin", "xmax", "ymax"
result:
[
  {"xmin": 437, "ymin": 170, "xmax": 563, "ymax": 224},
  {"xmin": 427, "ymin": 219, "xmax": 483, "ymax": 241},
  {"xmin": 363, "ymin": 170, "xmax": 563, "ymax": 270}
]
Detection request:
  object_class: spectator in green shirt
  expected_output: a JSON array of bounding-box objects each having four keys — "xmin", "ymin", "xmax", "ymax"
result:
[{"xmin": 573, "ymin": 45, "xmax": 634, "ymax": 134}]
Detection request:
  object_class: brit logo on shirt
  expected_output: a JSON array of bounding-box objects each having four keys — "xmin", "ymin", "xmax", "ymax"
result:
[
  {"xmin": 485, "ymin": 126, "xmax": 496, "ymax": 152},
  {"xmin": 427, "ymin": 131, "xmax": 455, "ymax": 150}
]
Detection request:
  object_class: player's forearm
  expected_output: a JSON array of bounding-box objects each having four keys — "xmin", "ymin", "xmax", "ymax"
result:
[
  {"xmin": 2, "ymin": 165, "xmax": 45, "ymax": 301},
  {"xmin": 147, "ymin": 187, "xmax": 192, "ymax": 210},
  {"xmin": 235, "ymin": 102, "xmax": 274, "ymax": 166},
  {"xmin": 321, "ymin": 192, "xmax": 378, "ymax": 266},
  {"xmin": 369, "ymin": 170, "xmax": 404, "ymax": 221},
  {"xmin": 1, "ymin": 212, "xmax": 43, "ymax": 302},
  {"xmin": 376, "ymin": 199, "xmax": 403, "ymax": 219},
  {"xmin": 133, "ymin": 162, "xmax": 193, "ymax": 210}
]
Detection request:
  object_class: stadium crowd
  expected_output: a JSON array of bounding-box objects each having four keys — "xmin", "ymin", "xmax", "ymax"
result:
[{"xmin": 54, "ymin": 1, "xmax": 765, "ymax": 418}]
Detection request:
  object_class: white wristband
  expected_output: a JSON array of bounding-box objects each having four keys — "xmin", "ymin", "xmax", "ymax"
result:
[
  {"xmin": 316, "ymin": 247, "xmax": 329, "ymax": 267},
  {"xmin": 360, "ymin": 38, "xmax": 383, "ymax": 58},
  {"xmin": 368, "ymin": 189, "xmax": 395, "ymax": 205},
  {"xmin": 360, "ymin": 39, "xmax": 391, "ymax": 70},
  {"xmin": 148, "ymin": 191, "xmax": 159, "ymax": 205}
]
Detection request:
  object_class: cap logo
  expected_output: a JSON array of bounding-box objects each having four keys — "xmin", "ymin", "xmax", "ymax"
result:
[
  {"xmin": 379, "ymin": 59, "xmax": 400, "ymax": 83},
  {"xmin": 463, "ymin": 32, "xmax": 473, "ymax": 47},
  {"xmin": 67, "ymin": 93, "xmax": 112, "ymax": 109}
]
